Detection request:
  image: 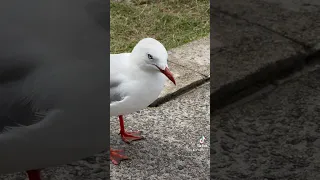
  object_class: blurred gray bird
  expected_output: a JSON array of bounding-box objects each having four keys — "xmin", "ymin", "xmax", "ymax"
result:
[{"xmin": 0, "ymin": 0, "xmax": 109, "ymax": 179}]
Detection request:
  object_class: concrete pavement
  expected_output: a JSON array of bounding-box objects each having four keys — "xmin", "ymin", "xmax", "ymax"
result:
[
  {"xmin": 212, "ymin": 0, "xmax": 320, "ymax": 47},
  {"xmin": 211, "ymin": 1, "xmax": 320, "ymax": 179},
  {"xmin": 211, "ymin": 60, "xmax": 320, "ymax": 179},
  {"xmin": 110, "ymin": 83, "xmax": 210, "ymax": 180},
  {"xmin": 211, "ymin": 0, "xmax": 320, "ymax": 111}
]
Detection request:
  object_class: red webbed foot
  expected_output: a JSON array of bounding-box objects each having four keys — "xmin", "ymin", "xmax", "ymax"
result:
[
  {"xmin": 110, "ymin": 148, "xmax": 129, "ymax": 165},
  {"xmin": 118, "ymin": 115, "xmax": 144, "ymax": 143},
  {"xmin": 119, "ymin": 130, "xmax": 144, "ymax": 143}
]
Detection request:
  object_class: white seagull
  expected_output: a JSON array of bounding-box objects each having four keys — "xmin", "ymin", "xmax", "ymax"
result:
[{"xmin": 110, "ymin": 38, "xmax": 176, "ymax": 165}]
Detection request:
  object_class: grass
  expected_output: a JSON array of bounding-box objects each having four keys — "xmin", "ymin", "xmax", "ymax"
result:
[{"xmin": 110, "ymin": 0, "xmax": 210, "ymax": 53}]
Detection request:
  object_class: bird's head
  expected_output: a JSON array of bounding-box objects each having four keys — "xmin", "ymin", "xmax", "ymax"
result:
[{"xmin": 130, "ymin": 38, "xmax": 176, "ymax": 85}]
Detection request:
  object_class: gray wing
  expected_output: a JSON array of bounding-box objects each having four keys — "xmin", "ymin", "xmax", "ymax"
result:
[
  {"xmin": 0, "ymin": 0, "xmax": 109, "ymax": 133},
  {"xmin": 110, "ymin": 53, "xmax": 130, "ymax": 104},
  {"xmin": 0, "ymin": 58, "xmax": 37, "ymax": 85},
  {"xmin": 0, "ymin": 87, "xmax": 48, "ymax": 134},
  {"xmin": 110, "ymin": 78, "xmax": 125, "ymax": 104},
  {"xmin": 0, "ymin": 58, "xmax": 43, "ymax": 133},
  {"xmin": 0, "ymin": 99, "xmax": 47, "ymax": 134}
]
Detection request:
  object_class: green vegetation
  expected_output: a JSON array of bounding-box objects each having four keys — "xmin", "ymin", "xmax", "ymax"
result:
[{"xmin": 110, "ymin": 0, "xmax": 210, "ymax": 53}]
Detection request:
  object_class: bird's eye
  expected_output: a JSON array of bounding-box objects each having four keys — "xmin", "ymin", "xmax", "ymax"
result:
[{"xmin": 147, "ymin": 54, "xmax": 153, "ymax": 60}]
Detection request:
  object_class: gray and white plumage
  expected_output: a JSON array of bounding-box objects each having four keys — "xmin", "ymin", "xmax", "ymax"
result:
[
  {"xmin": 110, "ymin": 38, "xmax": 175, "ymax": 117},
  {"xmin": 0, "ymin": 0, "xmax": 109, "ymax": 174}
]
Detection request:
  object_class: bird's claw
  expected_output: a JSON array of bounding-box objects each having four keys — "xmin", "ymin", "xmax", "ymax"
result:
[
  {"xmin": 119, "ymin": 130, "xmax": 144, "ymax": 143},
  {"xmin": 110, "ymin": 148, "xmax": 129, "ymax": 165}
]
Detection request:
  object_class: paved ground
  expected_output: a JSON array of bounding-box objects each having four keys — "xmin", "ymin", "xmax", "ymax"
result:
[
  {"xmin": 211, "ymin": 0, "xmax": 320, "ymax": 110},
  {"xmin": 212, "ymin": 0, "xmax": 320, "ymax": 47},
  {"xmin": 0, "ymin": 83, "xmax": 210, "ymax": 179},
  {"xmin": 152, "ymin": 36, "xmax": 210, "ymax": 106},
  {"xmin": 110, "ymin": 83, "xmax": 210, "ymax": 179},
  {"xmin": 211, "ymin": 1, "xmax": 320, "ymax": 179},
  {"xmin": 211, "ymin": 62, "xmax": 320, "ymax": 179}
]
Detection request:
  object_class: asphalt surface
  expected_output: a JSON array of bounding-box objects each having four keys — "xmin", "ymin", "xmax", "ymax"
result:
[
  {"xmin": 211, "ymin": 63, "xmax": 320, "ymax": 179},
  {"xmin": 0, "ymin": 83, "xmax": 210, "ymax": 179}
]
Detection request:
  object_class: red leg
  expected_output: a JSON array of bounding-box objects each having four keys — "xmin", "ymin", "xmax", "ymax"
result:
[
  {"xmin": 110, "ymin": 148, "xmax": 129, "ymax": 165},
  {"xmin": 118, "ymin": 115, "xmax": 144, "ymax": 143},
  {"xmin": 26, "ymin": 170, "xmax": 41, "ymax": 180}
]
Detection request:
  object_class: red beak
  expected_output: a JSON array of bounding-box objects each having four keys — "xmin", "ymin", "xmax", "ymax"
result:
[{"xmin": 158, "ymin": 66, "xmax": 176, "ymax": 85}]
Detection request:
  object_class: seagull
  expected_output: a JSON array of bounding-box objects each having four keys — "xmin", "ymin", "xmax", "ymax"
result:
[
  {"xmin": 0, "ymin": 0, "xmax": 109, "ymax": 179},
  {"xmin": 0, "ymin": 59, "xmax": 110, "ymax": 180},
  {"xmin": 110, "ymin": 38, "xmax": 176, "ymax": 165}
]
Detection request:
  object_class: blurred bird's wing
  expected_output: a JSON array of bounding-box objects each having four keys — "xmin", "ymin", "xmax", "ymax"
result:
[
  {"xmin": 0, "ymin": 58, "xmax": 40, "ymax": 133},
  {"xmin": 0, "ymin": 58, "xmax": 37, "ymax": 85},
  {"xmin": 110, "ymin": 53, "xmax": 131, "ymax": 104}
]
